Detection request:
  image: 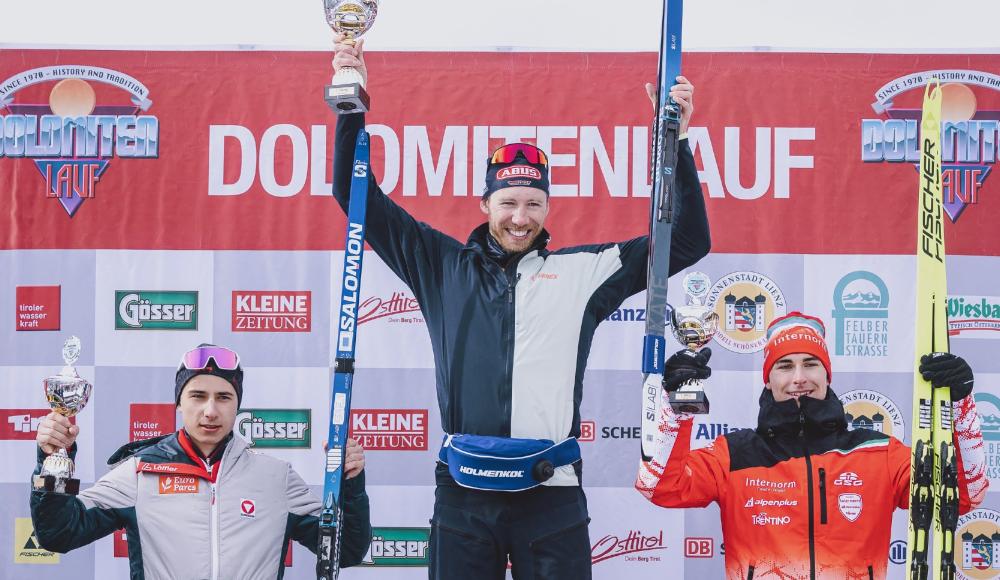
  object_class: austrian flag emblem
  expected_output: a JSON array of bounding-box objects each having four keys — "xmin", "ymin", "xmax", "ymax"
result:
[{"xmin": 240, "ymin": 498, "xmax": 256, "ymax": 519}]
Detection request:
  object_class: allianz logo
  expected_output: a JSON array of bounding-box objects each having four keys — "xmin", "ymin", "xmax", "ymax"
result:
[{"xmin": 605, "ymin": 307, "xmax": 646, "ymax": 323}]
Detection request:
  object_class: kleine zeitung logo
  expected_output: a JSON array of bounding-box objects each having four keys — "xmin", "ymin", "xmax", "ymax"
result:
[
  {"xmin": 350, "ymin": 409, "xmax": 428, "ymax": 450},
  {"xmin": 232, "ymin": 290, "xmax": 311, "ymax": 332}
]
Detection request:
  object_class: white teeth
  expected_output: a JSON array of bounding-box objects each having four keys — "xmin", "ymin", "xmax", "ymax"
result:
[{"xmin": 508, "ymin": 229, "xmax": 529, "ymax": 237}]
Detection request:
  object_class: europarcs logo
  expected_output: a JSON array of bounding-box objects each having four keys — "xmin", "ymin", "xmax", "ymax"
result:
[
  {"xmin": 0, "ymin": 66, "xmax": 159, "ymax": 217},
  {"xmin": 862, "ymin": 69, "xmax": 1000, "ymax": 223},
  {"xmin": 831, "ymin": 271, "xmax": 889, "ymax": 358}
]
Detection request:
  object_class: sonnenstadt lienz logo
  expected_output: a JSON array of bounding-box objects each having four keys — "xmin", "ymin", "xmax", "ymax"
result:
[
  {"xmin": 955, "ymin": 508, "xmax": 1000, "ymax": 579},
  {"xmin": 0, "ymin": 66, "xmax": 159, "ymax": 217},
  {"xmin": 831, "ymin": 271, "xmax": 889, "ymax": 357},
  {"xmin": 839, "ymin": 389, "xmax": 906, "ymax": 442},
  {"xmin": 863, "ymin": 69, "xmax": 1000, "ymax": 223},
  {"xmin": 706, "ymin": 271, "xmax": 786, "ymax": 353}
]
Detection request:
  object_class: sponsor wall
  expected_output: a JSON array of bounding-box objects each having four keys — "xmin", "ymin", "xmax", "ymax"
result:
[{"xmin": 1, "ymin": 50, "xmax": 999, "ymax": 579}]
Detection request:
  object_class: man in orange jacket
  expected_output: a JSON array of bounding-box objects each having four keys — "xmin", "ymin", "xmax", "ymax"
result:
[{"xmin": 636, "ymin": 312, "xmax": 988, "ymax": 580}]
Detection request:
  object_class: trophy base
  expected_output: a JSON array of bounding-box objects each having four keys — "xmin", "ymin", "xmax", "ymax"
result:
[
  {"xmin": 668, "ymin": 390, "xmax": 710, "ymax": 415},
  {"xmin": 32, "ymin": 474, "xmax": 81, "ymax": 495},
  {"xmin": 325, "ymin": 83, "xmax": 370, "ymax": 114}
]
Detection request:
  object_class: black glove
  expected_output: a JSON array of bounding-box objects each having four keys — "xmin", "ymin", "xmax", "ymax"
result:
[
  {"xmin": 662, "ymin": 348, "xmax": 712, "ymax": 392},
  {"xmin": 919, "ymin": 352, "xmax": 974, "ymax": 402}
]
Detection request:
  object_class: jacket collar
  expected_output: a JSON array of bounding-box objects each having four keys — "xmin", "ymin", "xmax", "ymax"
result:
[
  {"xmin": 755, "ymin": 386, "xmax": 847, "ymax": 440},
  {"xmin": 464, "ymin": 223, "xmax": 551, "ymax": 262}
]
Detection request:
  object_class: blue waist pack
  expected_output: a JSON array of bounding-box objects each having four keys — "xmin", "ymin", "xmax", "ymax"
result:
[{"xmin": 438, "ymin": 434, "xmax": 581, "ymax": 492}]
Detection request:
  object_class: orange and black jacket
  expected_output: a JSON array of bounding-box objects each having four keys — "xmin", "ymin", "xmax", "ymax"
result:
[{"xmin": 636, "ymin": 387, "xmax": 988, "ymax": 580}]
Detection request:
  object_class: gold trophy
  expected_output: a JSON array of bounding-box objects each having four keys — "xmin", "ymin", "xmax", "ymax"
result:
[
  {"xmin": 32, "ymin": 336, "xmax": 92, "ymax": 495},
  {"xmin": 667, "ymin": 273, "xmax": 718, "ymax": 414},
  {"xmin": 324, "ymin": 0, "xmax": 378, "ymax": 113}
]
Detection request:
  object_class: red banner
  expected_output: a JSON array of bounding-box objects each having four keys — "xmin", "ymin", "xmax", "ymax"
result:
[{"xmin": 2, "ymin": 50, "xmax": 998, "ymax": 255}]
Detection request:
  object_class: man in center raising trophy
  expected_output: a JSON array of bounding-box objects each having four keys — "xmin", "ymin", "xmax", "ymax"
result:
[{"xmin": 330, "ymin": 33, "xmax": 711, "ymax": 578}]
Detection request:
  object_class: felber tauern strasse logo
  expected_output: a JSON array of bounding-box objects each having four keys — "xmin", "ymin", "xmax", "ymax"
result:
[{"xmin": 0, "ymin": 65, "xmax": 159, "ymax": 217}]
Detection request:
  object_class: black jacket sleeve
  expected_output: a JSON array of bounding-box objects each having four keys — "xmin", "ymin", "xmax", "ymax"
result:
[
  {"xmin": 29, "ymin": 445, "xmax": 130, "ymax": 553},
  {"xmin": 333, "ymin": 114, "xmax": 461, "ymax": 298},
  {"xmin": 290, "ymin": 470, "xmax": 371, "ymax": 568},
  {"xmin": 588, "ymin": 138, "xmax": 711, "ymax": 319}
]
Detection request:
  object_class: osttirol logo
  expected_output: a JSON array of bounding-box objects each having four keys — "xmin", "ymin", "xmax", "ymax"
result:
[
  {"xmin": 831, "ymin": 271, "xmax": 889, "ymax": 357},
  {"xmin": 115, "ymin": 291, "xmax": 198, "ymax": 330},
  {"xmin": 235, "ymin": 409, "xmax": 311, "ymax": 448},
  {"xmin": 361, "ymin": 527, "xmax": 431, "ymax": 567}
]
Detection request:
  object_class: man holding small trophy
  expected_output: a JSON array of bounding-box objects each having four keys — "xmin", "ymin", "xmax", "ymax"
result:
[
  {"xmin": 30, "ymin": 342, "xmax": 372, "ymax": 579},
  {"xmin": 635, "ymin": 312, "xmax": 989, "ymax": 579},
  {"xmin": 327, "ymin": 16, "xmax": 711, "ymax": 578}
]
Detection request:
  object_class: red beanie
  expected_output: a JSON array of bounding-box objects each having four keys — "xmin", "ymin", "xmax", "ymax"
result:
[{"xmin": 762, "ymin": 312, "xmax": 832, "ymax": 384}]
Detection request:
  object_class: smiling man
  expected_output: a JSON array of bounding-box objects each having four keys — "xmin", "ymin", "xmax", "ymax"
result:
[
  {"xmin": 331, "ymin": 38, "xmax": 711, "ymax": 579},
  {"xmin": 30, "ymin": 344, "xmax": 371, "ymax": 579},
  {"xmin": 635, "ymin": 312, "xmax": 989, "ymax": 580}
]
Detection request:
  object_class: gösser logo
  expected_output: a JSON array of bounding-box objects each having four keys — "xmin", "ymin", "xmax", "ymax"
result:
[
  {"xmin": 236, "ymin": 409, "xmax": 311, "ymax": 448},
  {"xmin": 115, "ymin": 291, "xmax": 198, "ymax": 330},
  {"xmin": 0, "ymin": 66, "xmax": 159, "ymax": 217},
  {"xmin": 863, "ymin": 69, "xmax": 1000, "ymax": 223},
  {"xmin": 361, "ymin": 528, "xmax": 431, "ymax": 567}
]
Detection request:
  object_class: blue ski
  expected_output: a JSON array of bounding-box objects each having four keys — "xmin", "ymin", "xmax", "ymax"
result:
[
  {"xmin": 640, "ymin": 0, "xmax": 684, "ymax": 460},
  {"xmin": 317, "ymin": 129, "xmax": 370, "ymax": 580}
]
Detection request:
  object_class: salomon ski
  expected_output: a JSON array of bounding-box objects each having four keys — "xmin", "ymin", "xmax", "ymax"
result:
[
  {"xmin": 640, "ymin": 0, "xmax": 684, "ymax": 460},
  {"xmin": 318, "ymin": 129, "xmax": 370, "ymax": 580}
]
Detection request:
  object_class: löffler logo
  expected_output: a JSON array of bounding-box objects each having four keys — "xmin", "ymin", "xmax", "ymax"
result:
[
  {"xmin": 0, "ymin": 66, "xmax": 159, "ymax": 217},
  {"xmin": 863, "ymin": 69, "xmax": 1000, "ymax": 223}
]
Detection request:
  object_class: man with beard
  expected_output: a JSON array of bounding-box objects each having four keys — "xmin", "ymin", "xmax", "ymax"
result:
[
  {"xmin": 636, "ymin": 312, "xmax": 989, "ymax": 579},
  {"xmin": 332, "ymin": 38, "xmax": 710, "ymax": 579}
]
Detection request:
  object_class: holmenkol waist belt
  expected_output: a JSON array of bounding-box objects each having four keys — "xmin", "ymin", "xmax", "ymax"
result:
[{"xmin": 438, "ymin": 434, "xmax": 581, "ymax": 492}]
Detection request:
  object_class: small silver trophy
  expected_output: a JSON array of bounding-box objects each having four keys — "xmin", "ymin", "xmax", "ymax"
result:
[
  {"xmin": 324, "ymin": 0, "xmax": 378, "ymax": 113},
  {"xmin": 667, "ymin": 272, "xmax": 719, "ymax": 414},
  {"xmin": 33, "ymin": 336, "xmax": 92, "ymax": 495}
]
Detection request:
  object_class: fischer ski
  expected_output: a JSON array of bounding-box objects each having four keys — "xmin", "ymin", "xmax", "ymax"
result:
[
  {"xmin": 640, "ymin": 0, "xmax": 684, "ymax": 460},
  {"xmin": 318, "ymin": 129, "xmax": 370, "ymax": 580},
  {"xmin": 906, "ymin": 79, "xmax": 958, "ymax": 580}
]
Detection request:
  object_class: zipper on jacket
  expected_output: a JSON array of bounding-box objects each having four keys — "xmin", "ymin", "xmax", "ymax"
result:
[
  {"xmin": 747, "ymin": 565, "xmax": 754, "ymax": 580},
  {"xmin": 868, "ymin": 565, "xmax": 873, "ymax": 580},
  {"xmin": 501, "ymin": 265, "xmax": 521, "ymax": 423},
  {"xmin": 818, "ymin": 468, "xmax": 828, "ymax": 524},
  {"xmin": 800, "ymin": 411, "xmax": 816, "ymax": 580},
  {"xmin": 206, "ymin": 457, "xmax": 220, "ymax": 580}
]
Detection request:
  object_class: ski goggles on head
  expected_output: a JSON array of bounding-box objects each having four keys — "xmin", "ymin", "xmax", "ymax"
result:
[
  {"xmin": 179, "ymin": 346, "xmax": 240, "ymax": 372},
  {"xmin": 489, "ymin": 143, "xmax": 548, "ymax": 166}
]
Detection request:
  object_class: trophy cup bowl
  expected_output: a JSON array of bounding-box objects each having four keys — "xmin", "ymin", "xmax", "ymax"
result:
[
  {"xmin": 667, "ymin": 305, "xmax": 719, "ymax": 414},
  {"xmin": 324, "ymin": 0, "xmax": 378, "ymax": 113},
  {"xmin": 33, "ymin": 337, "xmax": 92, "ymax": 495}
]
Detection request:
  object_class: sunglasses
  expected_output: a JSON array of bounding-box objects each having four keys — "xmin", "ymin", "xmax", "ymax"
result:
[
  {"xmin": 489, "ymin": 143, "xmax": 548, "ymax": 166},
  {"xmin": 179, "ymin": 346, "xmax": 240, "ymax": 371}
]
